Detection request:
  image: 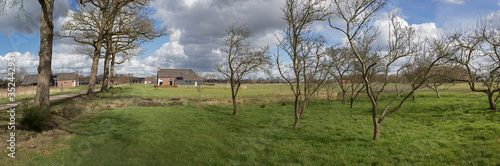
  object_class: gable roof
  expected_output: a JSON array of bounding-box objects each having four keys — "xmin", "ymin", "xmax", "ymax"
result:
[
  {"xmin": 145, "ymin": 77, "xmax": 156, "ymax": 82},
  {"xmin": 21, "ymin": 72, "xmax": 77, "ymax": 85},
  {"xmin": 157, "ymin": 69, "xmax": 203, "ymax": 81},
  {"xmin": 21, "ymin": 74, "xmax": 39, "ymax": 85},
  {"xmin": 54, "ymin": 73, "xmax": 77, "ymax": 81}
]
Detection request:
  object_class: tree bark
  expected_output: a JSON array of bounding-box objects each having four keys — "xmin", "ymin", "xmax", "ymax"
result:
[
  {"xmin": 342, "ymin": 90, "xmax": 346, "ymax": 104},
  {"xmin": 101, "ymin": 38, "xmax": 112, "ymax": 92},
  {"xmin": 34, "ymin": 0, "xmax": 54, "ymax": 110},
  {"xmin": 87, "ymin": 42, "xmax": 102, "ymax": 96},
  {"xmin": 350, "ymin": 97, "xmax": 354, "ymax": 109},
  {"xmin": 487, "ymin": 92, "xmax": 496, "ymax": 111},
  {"xmin": 293, "ymin": 113, "xmax": 300, "ymax": 128},
  {"xmin": 435, "ymin": 89, "xmax": 441, "ymax": 98},
  {"xmin": 293, "ymin": 95, "xmax": 300, "ymax": 128},
  {"xmin": 109, "ymin": 53, "xmax": 116, "ymax": 89},
  {"xmin": 232, "ymin": 95, "xmax": 238, "ymax": 115},
  {"xmin": 412, "ymin": 84, "xmax": 416, "ymax": 101},
  {"xmin": 373, "ymin": 122, "xmax": 381, "ymax": 141},
  {"xmin": 230, "ymin": 79, "xmax": 238, "ymax": 115}
]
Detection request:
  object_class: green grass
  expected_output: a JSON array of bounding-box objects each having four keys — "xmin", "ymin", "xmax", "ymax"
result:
[
  {"xmin": 1, "ymin": 84, "xmax": 499, "ymax": 165},
  {"xmin": 98, "ymin": 84, "xmax": 291, "ymax": 99}
]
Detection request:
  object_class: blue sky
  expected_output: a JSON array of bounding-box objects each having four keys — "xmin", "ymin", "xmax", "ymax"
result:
[{"xmin": 0, "ymin": 0, "xmax": 499, "ymax": 77}]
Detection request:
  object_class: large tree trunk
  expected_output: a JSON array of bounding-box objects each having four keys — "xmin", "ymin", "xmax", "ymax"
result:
[
  {"xmin": 101, "ymin": 39, "xmax": 112, "ymax": 92},
  {"xmin": 109, "ymin": 53, "xmax": 116, "ymax": 89},
  {"xmin": 34, "ymin": 0, "xmax": 54, "ymax": 109},
  {"xmin": 87, "ymin": 42, "xmax": 102, "ymax": 96}
]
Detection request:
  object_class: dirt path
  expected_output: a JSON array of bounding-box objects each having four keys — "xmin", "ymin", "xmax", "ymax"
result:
[{"xmin": 0, "ymin": 89, "xmax": 96, "ymax": 110}]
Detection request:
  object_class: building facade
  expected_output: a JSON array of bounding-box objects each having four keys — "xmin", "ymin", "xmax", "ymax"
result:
[
  {"xmin": 21, "ymin": 71, "xmax": 79, "ymax": 87},
  {"xmin": 157, "ymin": 67, "xmax": 204, "ymax": 87}
]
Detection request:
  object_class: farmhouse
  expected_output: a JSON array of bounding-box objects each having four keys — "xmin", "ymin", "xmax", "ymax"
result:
[
  {"xmin": 144, "ymin": 77, "xmax": 157, "ymax": 84},
  {"xmin": 21, "ymin": 71, "xmax": 79, "ymax": 87},
  {"xmin": 54, "ymin": 72, "xmax": 80, "ymax": 87},
  {"xmin": 157, "ymin": 67, "xmax": 204, "ymax": 87}
]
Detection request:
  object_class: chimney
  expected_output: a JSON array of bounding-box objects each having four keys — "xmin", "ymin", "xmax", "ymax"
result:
[
  {"xmin": 76, "ymin": 70, "xmax": 78, "ymax": 76},
  {"xmin": 158, "ymin": 67, "xmax": 160, "ymax": 71}
]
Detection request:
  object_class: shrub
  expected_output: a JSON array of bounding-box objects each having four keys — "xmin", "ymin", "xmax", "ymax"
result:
[{"xmin": 20, "ymin": 106, "xmax": 54, "ymax": 132}]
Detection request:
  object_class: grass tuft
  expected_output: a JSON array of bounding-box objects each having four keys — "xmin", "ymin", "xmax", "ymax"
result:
[{"xmin": 20, "ymin": 106, "xmax": 55, "ymax": 132}]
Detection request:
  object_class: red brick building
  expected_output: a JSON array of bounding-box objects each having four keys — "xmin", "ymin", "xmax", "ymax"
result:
[
  {"xmin": 54, "ymin": 71, "xmax": 79, "ymax": 88},
  {"xmin": 21, "ymin": 71, "xmax": 79, "ymax": 87},
  {"xmin": 157, "ymin": 67, "xmax": 204, "ymax": 87}
]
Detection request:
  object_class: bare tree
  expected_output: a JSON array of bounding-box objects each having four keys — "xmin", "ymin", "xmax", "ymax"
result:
[
  {"xmin": 215, "ymin": 23, "xmax": 271, "ymax": 115},
  {"xmin": 59, "ymin": 2, "xmax": 106, "ymax": 95},
  {"xmin": 450, "ymin": 17, "xmax": 500, "ymax": 111},
  {"xmin": 60, "ymin": 0, "xmax": 159, "ymax": 93},
  {"xmin": 323, "ymin": 79, "xmax": 337, "ymax": 102},
  {"xmin": 330, "ymin": 1, "xmax": 450, "ymax": 140},
  {"xmin": 276, "ymin": 0, "xmax": 330, "ymax": 128},
  {"xmin": 423, "ymin": 66, "xmax": 460, "ymax": 98},
  {"xmin": 326, "ymin": 46, "xmax": 351, "ymax": 104},
  {"xmin": 105, "ymin": 7, "xmax": 167, "ymax": 89},
  {"xmin": 347, "ymin": 72, "xmax": 365, "ymax": 109}
]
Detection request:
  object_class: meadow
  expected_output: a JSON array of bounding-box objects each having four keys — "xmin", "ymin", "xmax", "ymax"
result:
[
  {"xmin": 1, "ymin": 84, "xmax": 499, "ymax": 165},
  {"xmin": 0, "ymin": 85, "xmax": 94, "ymax": 104}
]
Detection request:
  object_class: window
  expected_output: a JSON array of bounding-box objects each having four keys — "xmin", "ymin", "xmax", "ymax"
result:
[{"xmin": 176, "ymin": 77, "xmax": 183, "ymax": 80}]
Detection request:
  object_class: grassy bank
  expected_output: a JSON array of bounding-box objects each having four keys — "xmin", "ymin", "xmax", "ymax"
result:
[{"xmin": 1, "ymin": 84, "xmax": 499, "ymax": 165}]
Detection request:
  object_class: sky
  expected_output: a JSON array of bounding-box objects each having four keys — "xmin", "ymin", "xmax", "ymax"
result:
[{"xmin": 0, "ymin": 0, "xmax": 499, "ymax": 78}]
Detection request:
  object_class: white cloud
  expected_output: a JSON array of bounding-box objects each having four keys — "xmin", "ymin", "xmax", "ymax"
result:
[
  {"xmin": 150, "ymin": 0, "xmax": 285, "ymax": 73},
  {"xmin": 412, "ymin": 22, "xmax": 440, "ymax": 39},
  {"xmin": 373, "ymin": 11, "xmax": 441, "ymax": 48},
  {"xmin": 433, "ymin": 0, "xmax": 464, "ymax": 4},
  {"xmin": 154, "ymin": 29, "xmax": 189, "ymax": 68},
  {"xmin": 0, "ymin": 52, "xmax": 38, "ymax": 75},
  {"xmin": 0, "ymin": 0, "xmax": 68, "ymax": 35}
]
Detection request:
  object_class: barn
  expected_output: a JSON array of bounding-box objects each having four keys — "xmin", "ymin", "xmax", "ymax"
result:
[{"xmin": 156, "ymin": 67, "xmax": 204, "ymax": 87}]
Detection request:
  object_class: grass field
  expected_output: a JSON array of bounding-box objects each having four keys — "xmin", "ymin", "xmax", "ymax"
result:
[
  {"xmin": 0, "ymin": 85, "xmax": 100, "ymax": 104},
  {"xmin": 1, "ymin": 84, "xmax": 499, "ymax": 165}
]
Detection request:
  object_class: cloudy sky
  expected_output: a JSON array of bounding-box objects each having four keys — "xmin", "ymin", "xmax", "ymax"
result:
[{"xmin": 0, "ymin": 0, "xmax": 499, "ymax": 78}]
